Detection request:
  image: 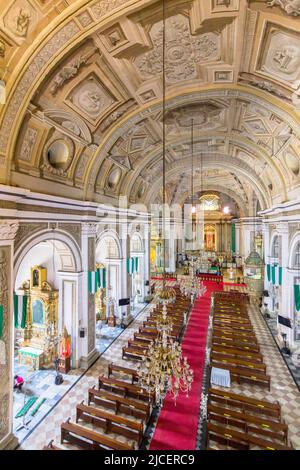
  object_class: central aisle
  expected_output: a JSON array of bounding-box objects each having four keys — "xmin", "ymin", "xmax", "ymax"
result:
[{"xmin": 150, "ymin": 281, "xmax": 223, "ymax": 450}]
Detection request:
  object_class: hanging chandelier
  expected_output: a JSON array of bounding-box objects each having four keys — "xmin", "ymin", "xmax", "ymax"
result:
[
  {"xmin": 155, "ymin": 284, "xmax": 176, "ymax": 304},
  {"xmin": 139, "ymin": 0, "xmax": 193, "ymax": 406},
  {"xmin": 138, "ymin": 322, "xmax": 193, "ymax": 406}
]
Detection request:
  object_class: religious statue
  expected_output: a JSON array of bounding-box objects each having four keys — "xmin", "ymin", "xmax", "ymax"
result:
[
  {"xmin": 105, "ymin": 289, "xmax": 116, "ymax": 327},
  {"xmin": 58, "ymin": 326, "xmax": 71, "ymax": 374}
]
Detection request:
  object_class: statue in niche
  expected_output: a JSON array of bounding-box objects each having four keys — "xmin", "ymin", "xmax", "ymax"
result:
[{"xmin": 32, "ymin": 268, "xmax": 39, "ymax": 287}]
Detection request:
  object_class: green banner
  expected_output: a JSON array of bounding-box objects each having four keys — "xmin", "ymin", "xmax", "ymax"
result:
[
  {"xmin": 267, "ymin": 264, "xmax": 271, "ymax": 282},
  {"xmin": 295, "ymin": 285, "xmax": 300, "ymax": 312},
  {"xmin": 231, "ymin": 223, "xmax": 236, "ymax": 253},
  {"xmin": 14, "ymin": 293, "xmax": 18, "ymax": 328},
  {"xmin": 21, "ymin": 295, "xmax": 28, "ymax": 329}
]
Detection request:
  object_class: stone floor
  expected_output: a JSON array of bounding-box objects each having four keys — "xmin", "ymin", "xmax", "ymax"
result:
[
  {"xmin": 17, "ymin": 281, "xmax": 300, "ymax": 450},
  {"xmin": 206, "ymin": 286, "xmax": 300, "ymax": 450},
  {"xmin": 14, "ymin": 303, "xmax": 145, "ymax": 446},
  {"xmin": 19, "ymin": 303, "xmax": 150, "ymax": 450}
]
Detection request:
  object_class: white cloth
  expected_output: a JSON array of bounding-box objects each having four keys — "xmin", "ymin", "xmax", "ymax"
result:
[{"xmin": 210, "ymin": 367, "xmax": 231, "ymax": 387}]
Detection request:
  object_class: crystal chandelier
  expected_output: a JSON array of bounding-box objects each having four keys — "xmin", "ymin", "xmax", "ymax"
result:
[
  {"xmin": 138, "ymin": 0, "xmax": 194, "ymax": 406},
  {"xmin": 155, "ymin": 284, "xmax": 176, "ymax": 304},
  {"xmin": 138, "ymin": 314, "xmax": 193, "ymax": 406}
]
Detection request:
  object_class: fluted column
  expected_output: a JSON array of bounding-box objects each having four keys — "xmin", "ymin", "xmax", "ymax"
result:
[{"xmin": 0, "ymin": 221, "xmax": 19, "ymax": 450}]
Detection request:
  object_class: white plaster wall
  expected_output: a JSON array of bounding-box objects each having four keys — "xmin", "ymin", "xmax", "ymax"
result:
[{"xmin": 15, "ymin": 242, "xmax": 60, "ymax": 290}]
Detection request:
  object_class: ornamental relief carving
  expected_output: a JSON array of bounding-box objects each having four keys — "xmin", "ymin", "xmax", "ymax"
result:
[
  {"xmin": 0, "ymin": 249, "xmax": 9, "ymax": 440},
  {"xmin": 267, "ymin": 0, "xmax": 300, "ymax": 16},
  {"xmin": 19, "ymin": 127, "xmax": 38, "ymax": 162},
  {"xmin": 135, "ymin": 15, "xmax": 220, "ymax": 83},
  {"xmin": 14, "ymin": 223, "xmax": 47, "ymax": 252},
  {"xmin": 66, "ymin": 74, "xmax": 116, "ymax": 122},
  {"xmin": 3, "ymin": 0, "xmax": 38, "ymax": 39},
  {"xmin": 259, "ymin": 27, "xmax": 300, "ymax": 84},
  {"xmin": 50, "ymin": 46, "xmax": 97, "ymax": 96},
  {"xmin": 0, "ymin": 21, "xmax": 80, "ymax": 155},
  {"xmin": 57, "ymin": 223, "xmax": 82, "ymax": 248}
]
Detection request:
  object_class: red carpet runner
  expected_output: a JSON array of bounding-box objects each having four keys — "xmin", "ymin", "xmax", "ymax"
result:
[{"xmin": 150, "ymin": 281, "xmax": 223, "ymax": 450}]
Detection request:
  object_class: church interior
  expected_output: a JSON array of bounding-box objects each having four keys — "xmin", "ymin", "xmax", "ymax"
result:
[{"xmin": 1, "ymin": 0, "xmax": 300, "ymax": 452}]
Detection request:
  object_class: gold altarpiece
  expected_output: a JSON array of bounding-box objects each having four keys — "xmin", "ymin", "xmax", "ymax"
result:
[
  {"xmin": 95, "ymin": 262, "xmax": 106, "ymax": 321},
  {"xmin": 18, "ymin": 266, "xmax": 59, "ymax": 370}
]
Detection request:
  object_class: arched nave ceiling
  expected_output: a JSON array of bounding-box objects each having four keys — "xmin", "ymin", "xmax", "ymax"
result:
[{"xmin": 1, "ymin": 0, "xmax": 300, "ymax": 209}]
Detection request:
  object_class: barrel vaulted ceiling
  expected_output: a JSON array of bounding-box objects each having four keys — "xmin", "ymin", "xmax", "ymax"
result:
[{"xmin": 1, "ymin": 0, "xmax": 300, "ymax": 216}]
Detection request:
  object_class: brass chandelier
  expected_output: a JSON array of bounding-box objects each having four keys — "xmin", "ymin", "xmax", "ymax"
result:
[
  {"xmin": 138, "ymin": 0, "xmax": 193, "ymax": 406},
  {"xmin": 138, "ymin": 307, "xmax": 193, "ymax": 405}
]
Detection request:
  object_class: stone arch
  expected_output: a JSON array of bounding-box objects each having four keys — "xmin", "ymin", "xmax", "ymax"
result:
[
  {"xmin": 96, "ymin": 229, "xmax": 122, "ymax": 260},
  {"xmin": 289, "ymin": 232, "xmax": 300, "ymax": 269},
  {"xmin": 14, "ymin": 228, "xmax": 82, "ymax": 281}
]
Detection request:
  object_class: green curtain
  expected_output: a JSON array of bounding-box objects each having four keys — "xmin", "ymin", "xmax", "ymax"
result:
[
  {"xmin": 0, "ymin": 305, "xmax": 3, "ymax": 339},
  {"xmin": 135, "ymin": 257, "xmax": 139, "ymax": 273},
  {"xmin": 231, "ymin": 223, "xmax": 236, "ymax": 253},
  {"xmin": 267, "ymin": 264, "xmax": 271, "ymax": 282},
  {"xmin": 14, "ymin": 293, "xmax": 18, "ymax": 328},
  {"xmin": 271, "ymin": 265, "xmax": 276, "ymax": 285},
  {"xmin": 21, "ymin": 295, "xmax": 28, "ymax": 329},
  {"xmin": 295, "ymin": 285, "xmax": 300, "ymax": 312}
]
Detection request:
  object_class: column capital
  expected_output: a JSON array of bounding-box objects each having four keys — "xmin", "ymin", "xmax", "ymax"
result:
[
  {"xmin": 81, "ymin": 222, "xmax": 97, "ymax": 237},
  {"xmin": 277, "ymin": 222, "xmax": 289, "ymax": 235},
  {"xmin": 0, "ymin": 220, "xmax": 19, "ymax": 241}
]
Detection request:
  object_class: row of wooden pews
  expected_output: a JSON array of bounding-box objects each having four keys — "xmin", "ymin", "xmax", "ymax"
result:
[
  {"xmin": 43, "ymin": 363, "xmax": 155, "ymax": 450},
  {"xmin": 122, "ymin": 290, "xmax": 190, "ymax": 361},
  {"xmin": 44, "ymin": 287, "xmax": 191, "ymax": 450},
  {"xmin": 206, "ymin": 291, "xmax": 293, "ymax": 450},
  {"xmin": 210, "ymin": 291, "xmax": 271, "ymax": 390}
]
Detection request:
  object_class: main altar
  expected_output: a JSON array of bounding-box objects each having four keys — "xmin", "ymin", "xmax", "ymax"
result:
[{"xmin": 17, "ymin": 266, "xmax": 59, "ymax": 370}]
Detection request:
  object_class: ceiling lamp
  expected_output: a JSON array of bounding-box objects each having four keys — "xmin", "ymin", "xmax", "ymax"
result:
[
  {"xmin": 223, "ymin": 206, "xmax": 230, "ymax": 215},
  {"xmin": 155, "ymin": 285, "xmax": 176, "ymax": 305},
  {"xmin": 138, "ymin": 306, "xmax": 193, "ymax": 405},
  {"xmin": 140, "ymin": 0, "xmax": 193, "ymax": 406},
  {"xmin": 191, "ymin": 118, "xmax": 196, "ymax": 215}
]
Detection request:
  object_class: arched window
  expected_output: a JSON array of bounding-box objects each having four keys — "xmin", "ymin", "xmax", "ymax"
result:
[
  {"xmin": 271, "ymin": 235, "xmax": 279, "ymax": 258},
  {"xmin": 293, "ymin": 241, "xmax": 300, "ymax": 269}
]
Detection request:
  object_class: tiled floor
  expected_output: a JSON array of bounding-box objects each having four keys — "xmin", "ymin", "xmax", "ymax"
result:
[
  {"xmin": 14, "ymin": 303, "xmax": 145, "ymax": 446},
  {"xmin": 206, "ymin": 286, "xmax": 300, "ymax": 450},
  {"xmin": 17, "ymin": 281, "xmax": 300, "ymax": 450},
  {"xmin": 19, "ymin": 303, "xmax": 151, "ymax": 450}
]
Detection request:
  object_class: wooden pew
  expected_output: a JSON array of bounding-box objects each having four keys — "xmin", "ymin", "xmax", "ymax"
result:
[
  {"xmin": 213, "ymin": 328, "xmax": 257, "ymax": 341},
  {"xmin": 212, "ymin": 331, "xmax": 258, "ymax": 346},
  {"xmin": 76, "ymin": 401, "xmax": 144, "ymax": 445},
  {"xmin": 213, "ymin": 319, "xmax": 253, "ymax": 329},
  {"xmin": 212, "ymin": 338, "xmax": 260, "ymax": 353},
  {"xmin": 43, "ymin": 440, "xmax": 64, "ymax": 450},
  {"xmin": 122, "ymin": 345, "xmax": 147, "ymax": 360},
  {"xmin": 88, "ymin": 387, "xmax": 150, "ymax": 422},
  {"xmin": 133, "ymin": 333, "xmax": 153, "ymax": 344},
  {"xmin": 211, "ymin": 346, "xmax": 263, "ymax": 363},
  {"xmin": 206, "ymin": 422, "xmax": 292, "ymax": 450},
  {"xmin": 98, "ymin": 375, "xmax": 154, "ymax": 403},
  {"xmin": 208, "ymin": 388, "xmax": 281, "ymax": 419},
  {"xmin": 108, "ymin": 363, "xmax": 139, "ymax": 384},
  {"xmin": 61, "ymin": 419, "xmax": 135, "ymax": 450},
  {"xmin": 211, "ymin": 356, "xmax": 266, "ymax": 373},
  {"xmin": 208, "ymin": 404, "xmax": 288, "ymax": 443},
  {"xmin": 210, "ymin": 364, "xmax": 270, "ymax": 390}
]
